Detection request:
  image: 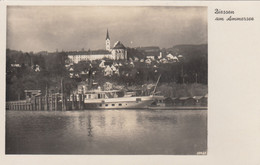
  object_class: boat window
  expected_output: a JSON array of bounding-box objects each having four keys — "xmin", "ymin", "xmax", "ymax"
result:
[
  {"xmin": 119, "ymin": 104, "xmax": 122, "ymax": 106},
  {"xmin": 136, "ymin": 98, "xmax": 141, "ymax": 102},
  {"xmin": 112, "ymin": 104, "xmax": 115, "ymax": 106},
  {"xmin": 105, "ymin": 104, "xmax": 108, "ymax": 106},
  {"xmin": 99, "ymin": 104, "xmax": 102, "ymax": 107}
]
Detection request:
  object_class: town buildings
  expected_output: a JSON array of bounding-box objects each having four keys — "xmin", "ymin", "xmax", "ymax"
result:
[{"xmin": 67, "ymin": 29, "xmax": 127, "ymax": 63}]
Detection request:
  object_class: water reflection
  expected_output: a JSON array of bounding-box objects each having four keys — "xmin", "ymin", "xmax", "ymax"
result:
[
  {"xmin": 6, "ymin": 110, "xmax": 207, "ymax": 154},
  {"xmin": 145, "ymin": 115, "xmax": 178, "ymax": 124},
  {"xmin": 87, "ymin": 115, "xmax": 93, "ymax": 137}
]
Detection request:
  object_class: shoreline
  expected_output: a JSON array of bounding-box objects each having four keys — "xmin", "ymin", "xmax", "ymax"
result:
[{"xmin": 148, "ymin": 106, "xmax": 207, "ymax": 110}]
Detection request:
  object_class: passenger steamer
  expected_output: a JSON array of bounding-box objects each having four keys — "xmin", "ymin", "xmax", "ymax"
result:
[
  {"xmin": 83, "ymin": 75, "xmax": 164, "ymax": 109},
  {"xmin": 84, "ymin": 90, "xmax": 164, "ymax": 109}
]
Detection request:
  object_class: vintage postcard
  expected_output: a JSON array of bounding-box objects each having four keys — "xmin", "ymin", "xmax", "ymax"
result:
[
  {"xmin": 0, "ymin": 1, "xmax": 260, "ymax": 165},
  {"xmin": 5, "ymin": 5, "xmax": 208, "ymax": 155}
]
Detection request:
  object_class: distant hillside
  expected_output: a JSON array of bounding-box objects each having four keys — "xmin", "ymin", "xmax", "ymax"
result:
[{"xmin": 164, "ymin": 44, "xmax": 207, "ymax": 62}]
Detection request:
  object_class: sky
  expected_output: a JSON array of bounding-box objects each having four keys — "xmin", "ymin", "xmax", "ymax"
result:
[{"xmin": 7, "ymin": 6, "xmax": 207, "ymax": 52}]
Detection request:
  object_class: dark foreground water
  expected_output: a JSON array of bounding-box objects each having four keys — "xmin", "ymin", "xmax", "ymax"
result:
[{"xmin": 6, "ymin": 110, "xmax": 207, "ymax": 155}]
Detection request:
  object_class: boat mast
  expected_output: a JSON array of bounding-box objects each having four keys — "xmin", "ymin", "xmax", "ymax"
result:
[{"xmin": 152, "ymin": 74, "xmax": 161, "ymax": 96}]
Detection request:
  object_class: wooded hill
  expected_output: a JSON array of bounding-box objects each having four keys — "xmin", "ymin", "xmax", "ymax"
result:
[{"xmin": 6, "ymin": 44, "xmax": 207, "ymax": 101}]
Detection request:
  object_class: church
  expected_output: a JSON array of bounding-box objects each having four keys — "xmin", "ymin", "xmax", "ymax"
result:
[{"xmin": 68, "ymin": 30, "xmax": 127, "ymax": 63}]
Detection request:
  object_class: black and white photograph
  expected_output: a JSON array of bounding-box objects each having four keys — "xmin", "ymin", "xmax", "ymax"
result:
[{"xmin": 5, "ymin": 6, "xmax": 208, "ymax": 155}]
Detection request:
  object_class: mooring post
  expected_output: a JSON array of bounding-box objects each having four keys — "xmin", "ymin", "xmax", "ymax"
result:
[
  {"xmin": 64, "ymin": 94, "xmax": 67, "ymax": 111},
  {"xmin": 44, "ymin": 85, "xmax": 48, "ymax": 111},
  {"xmin": 32, "ymin": 97, "xmax": 35, "ymax": 111},
  {"xmin": 61, "ymin": 78, "xmax": 66, "ymax": 111},
  {"xmin": 55, "ymin": 94, "xmax": 58, "ymax": 111},
  {"xmin": 81, "ymin": 87, "xmax": 84, "ymax": 110},
  {"xmin": 39, "ymin": 97, "xmax": 42, "ymax": 111},
  {"xmin": 71, "ymin": 94, "xmax": 75, "ymax": 110},
  {"xmin": 75, "ymin": 95, "xmax": 78, "ymax": 109},
  {"xmin": 50, "ymin": 95, "xmax": 53, "ymax": 111},
  {"xmin": 82, "ymin": 94, "xmax": 85, "ymax": 109},
  {"xmin": 78, "ymin": 94, "xmax": 82, "ymax": 110}
]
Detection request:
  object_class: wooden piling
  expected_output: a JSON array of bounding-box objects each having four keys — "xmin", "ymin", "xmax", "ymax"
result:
[
  {"xmin": 71, "ymin": 94, "xmax": 75, "ymax": 110},
  {"xmin": 55, "ymin": 94, "xmax": 58, "ymax": 111},
  {"xmin": 49, "ymin": 95, "xmax": 53, "ymax": 111},
  {"xmin": 78, "ymin": 94, "xmax": 82, "ymax": 110},
  {"xmin": 61, "ymin": 78, "xmax": 66, "ymax": 111},
  {"xmin": 44, "ymin": 85, "xmax": 48, "ymax": 111},
  {"xmin": 39, "ymin": 97, "xmax": 42, "ymax": 111}
]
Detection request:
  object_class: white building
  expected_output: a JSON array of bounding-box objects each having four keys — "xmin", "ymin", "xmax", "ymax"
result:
[
  {"xmin": 111, "ymin": 41, "xmax": 127, "ymax": 60},
  {"xmin": 68, "ymin": 30, "xmax": 127, "ymax": 63},
  {"xmin": 68, "ymin": 52, "xmax": 111, "ymax": 63}
]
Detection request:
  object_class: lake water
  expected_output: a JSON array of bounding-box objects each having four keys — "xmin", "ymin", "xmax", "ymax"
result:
[{"xmin": 6, "ymin": 109, "xmax": 207, "ymax": 155}]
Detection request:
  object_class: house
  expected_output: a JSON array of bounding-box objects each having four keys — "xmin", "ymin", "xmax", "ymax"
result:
[
  {"xmin": 145, "ymin": 58, "xmax": 152, "ymax": 65},
  {"xmin": 166, "ymin": 54, "xmax": 179, "ymax": 62},
  {"xmin": 99, "ymin": 60, "xmax": 106, "ymax": 68},
  {"xmin": 104, "ymin": 66, "xmax": 113, "ymax": 76},
  {"xmin": 113, "ymin": 62, "xmax": 119, "ymax": 67},
  {"xmin": 110, "ymin": 65, "xmax": 117, "ymax": 72},
  {"xmin": 173, "ymin": 97, "xmax": 196, "ymax": 106},
  {"xmin": 69, "ymin": 67, "xmax": 74, "ymax": 72},
  {"xmin": 146, "ymin": 56, "xmax": 155, "ymax": 60},
  {"xmin": 11, "ymin": 64, "xmax": 21, "ymax": 68},
  {"xmin": 134, "ymin": 57, "xmax": 139, "ymax": 61},
  {"xmin": 34, "ymin": 64, "xmax": 40, "ymax": 72},
  {"xmin": 80, "ymin": 71, "xmax": 88, "ymax": 75},
  {"xmin": 160, "ymin": 58, "xmax": 168, "ymax": 63},
  {"xmin": 166, "ymin": 53, "xmax": 174, "ymax": 60},
  {"xmin": 129, "ymin": 61, "xmax": 135, "ymax": 67},
  {"xmin": 158, "ymin": 52, "xmax": 162, "ymax": 59},
  {"xmin": 114, "ymin": 68, "xmax": 120, "ymax": 75}
]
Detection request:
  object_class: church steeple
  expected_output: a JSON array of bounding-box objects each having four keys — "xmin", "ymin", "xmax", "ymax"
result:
[
  {"xmin": 106, "ymin": 29, "xmax": 110, "ymax": 40},
  {"xmin": 105, "ymin": 29, "xmax": 110, "ymax": 51}
]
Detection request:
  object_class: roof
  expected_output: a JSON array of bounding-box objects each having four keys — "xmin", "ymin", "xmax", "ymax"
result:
[
  {"xmin": 24, "ymin": 90, "xmax": 41, "ymax": 93},
  {"xmin": 113, "ymin": 41, "xmax": 126, "ymax": 49},
  {"xmin": 166, "ymin": 54, "xmax": 174, "ymax": 58},
  {"xmin": 104, "ymin": 61, "xmax": 113, "ymax": 66},
  {"xmin": 67, "ymin": 49, "xmax": 111, "ymax": 55},
  {"xmin": 86, "ymin": 90, "xmax": 121, "ymax": 93},
  {"xmin": 193, "ymin": 96, "xmax": 204, "ymax": 100},
  {"xmin": 178, "ymin": 97, "xmax": 191, "ymax": 100}
]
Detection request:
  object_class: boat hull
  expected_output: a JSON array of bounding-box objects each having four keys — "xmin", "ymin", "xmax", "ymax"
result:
[{"xmin": 84, "ymin": 96, "xmax": 163, "ymax": 109}]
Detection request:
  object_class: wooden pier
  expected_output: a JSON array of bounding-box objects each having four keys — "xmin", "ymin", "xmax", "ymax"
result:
[{"xmin": 6, "ymin": 92, "xmax": 85, "ymax": 111}]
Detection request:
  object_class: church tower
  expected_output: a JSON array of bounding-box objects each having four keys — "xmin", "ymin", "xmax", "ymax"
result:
[{"xmin": 105, "ymin": 29, "xmax": 110, "ymax": 51}]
